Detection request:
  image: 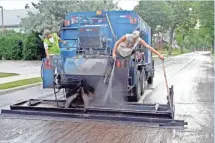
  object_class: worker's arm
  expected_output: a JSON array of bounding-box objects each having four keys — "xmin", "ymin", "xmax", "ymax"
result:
[
  {"xmin": 55, "ymin": 33, "xmax": 67, "ymax": 45},
  {"xmin": 44, "ymin": 42, "xmax": 50, "ymax": 59},
  {"xmin": 139, "ymin": 39, "xmax": 164, "ymax": 60},
  {"xmin": 59, "ymin": 38, "xmax": 67, "ymax": 45},
  {"xmin": 112, "ymin": 35, "xmax": 126, "ymax": 58},
  {"xmin": 45, "ymin": 49, "xmax": 50, "ymax": 59}
]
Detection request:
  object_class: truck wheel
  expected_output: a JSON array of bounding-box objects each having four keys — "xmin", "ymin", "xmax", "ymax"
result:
[
  {"xmin": 140, "ymin": 70, "xmax": 146, "ymax": 94},
  {"xmin": 147, "ymin": 76, "xmax": 154, "ymax": 84},
  {"xmin": 65, "ymin": 88, "xmax": 71, "ymax": 98},
  {"xmin": 134, "ymin": 70, "xmax": 142, "ymax": 101}
]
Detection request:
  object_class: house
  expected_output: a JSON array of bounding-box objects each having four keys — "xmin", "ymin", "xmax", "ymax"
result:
[
  {"xmin": 0, "ymin": 8, "xmax": 38, "ymax": 32},
  {"xmin": 153, "ymin": 31, "xmax": 180, "ymax": 49}
]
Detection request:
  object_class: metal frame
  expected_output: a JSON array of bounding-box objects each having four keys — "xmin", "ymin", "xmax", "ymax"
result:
[
  {"xmin": 0, "ymin": 85, "xmax": 187, "ymax": 128},
  {"xmin": 1, "ymin": 109, "xmax": 186, "ymax": 128},
  {"xmin": 1, "ymin": 99, "xmax": 187, "ymax": 129}
]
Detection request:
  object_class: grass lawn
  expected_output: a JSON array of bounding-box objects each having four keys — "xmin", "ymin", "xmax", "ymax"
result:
[
  {"xmin": 0, "ymin": 77, "xmax": 42, "ymax": 90},
  {"xmin": 0, "ymin": 72, "xmax": 20, "ymax": 78}
]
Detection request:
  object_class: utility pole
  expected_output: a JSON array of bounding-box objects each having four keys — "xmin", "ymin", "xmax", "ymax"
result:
[{"xmin": 0, "ymin": 6, "xmax": 4, "ymax": 32}]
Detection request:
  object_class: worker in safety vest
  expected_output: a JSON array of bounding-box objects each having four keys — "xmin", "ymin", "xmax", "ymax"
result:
[
  {"xmin": 112, "ymin": 30, "xmax": 164, "ymax": 61},
  {"xmin": 43, "ymin": 29, "xmax": 67, "ymax": 59},
  {"xmin": 43, "ymin": 29, "xmax": 67, "ymax": 83}
]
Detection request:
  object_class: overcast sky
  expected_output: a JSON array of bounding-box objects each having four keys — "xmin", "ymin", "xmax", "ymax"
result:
[{"xmin": 0, "ymin": 0, "xmax": 139, "ymax": 10}]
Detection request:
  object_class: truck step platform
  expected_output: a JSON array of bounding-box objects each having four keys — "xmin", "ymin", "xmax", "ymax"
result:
[{"xmin": 0, "ymin": 99, "xmax": 187, "ymax": 129}]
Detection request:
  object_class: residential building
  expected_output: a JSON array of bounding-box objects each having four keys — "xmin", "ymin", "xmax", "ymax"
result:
[
  {"xmin": 153, "ymin": 31, "xmax": 180, "ymax": 49},
  {"xmin": 0, "ymin": 8, "xmax": 38, "ymax": 32}
]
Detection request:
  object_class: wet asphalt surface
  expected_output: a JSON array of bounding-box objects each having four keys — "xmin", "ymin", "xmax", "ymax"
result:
[{"xmin": 0, "ymin": 51, "xmax": 214, "ymax": 143}]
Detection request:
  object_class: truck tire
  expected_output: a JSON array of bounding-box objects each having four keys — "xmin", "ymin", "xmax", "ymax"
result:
[
  {"xmin": 140, "ymin": 70, "xmax": 146, "ymax": 94},
  {"xmin": 147, "ymin": 76, "xmax": 154, "ymax": 84},
  {"xmin": 134, "ymin": 70, "xmax": 142, "ymax": 102},
  {"xmin": 147, "ymin": 60, "xmax": 154, "ymax": 84}
]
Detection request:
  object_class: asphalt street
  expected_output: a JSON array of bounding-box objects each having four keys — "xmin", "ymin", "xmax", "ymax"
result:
[{"xmin": 0, "ymin": 51, "xmax": 213, "ymax": 143}]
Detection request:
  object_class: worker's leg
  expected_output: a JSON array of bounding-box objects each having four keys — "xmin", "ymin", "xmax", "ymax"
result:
[
  {"xmin": 49, "ymin": 56, "xmax": 56, "ymax": 74},
  {"xmin": 54, "ymin": 55, "xmax": 62, "ymax": 74},
  {"xmin": 115, "ymin": 51, "xmax": 131, "ymax": 69},
  {"xmin": 48, "ymin": 56, "xmax": 56, "ymax": 84},
  {"xmin": 115, "ymin": 51, "xmax": 130, "ymax": 59},
  {"xmin": 51, "ymin": 55, "xmax": 61, "ymax": 84}
]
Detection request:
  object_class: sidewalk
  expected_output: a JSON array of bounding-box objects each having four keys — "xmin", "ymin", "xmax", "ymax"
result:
[{"xmin": 0, "ymin": 60, "xmax": 41, "ymax": 84}]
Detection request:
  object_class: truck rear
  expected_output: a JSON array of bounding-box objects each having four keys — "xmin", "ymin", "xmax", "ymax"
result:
[
  {"xmin": 60, "ymin": 10, "xmax": 153, "ymax": 63},
  {"xmin": 54, "ymin": 11, "xmax": 155, "ymax": 102},
  {"xmin": 1, "ymin": 10, "xmax": 187, "ymax": 128}
]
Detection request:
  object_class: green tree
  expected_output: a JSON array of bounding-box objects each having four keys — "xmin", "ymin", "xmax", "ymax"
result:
[
  {"xmin": 22, "ymin": 31, "xmax": 42, "ymax": 60},
  {"xmin": 175, "ymin": 2, "xmax": 198, "ymax": 53},
  {"xmin": 174, "ymin": 1, "xmax": 213, "ymax": 53},
  {"xmin": 134, "ymin": 1, "xmax": 199, "ymax": 55},
  {"xmin": 0, "ymin": 31, "xmax": 26, "ymax": 60},
  {"xmin": 134, "ymin": 1, "xmax": 173, "ymax": 33},
  {"xmin": 182, "ymin": 28, "xmax": 210, "ymax": 52},
  {"xmin": 21, "ymin": 0, "xmax": 119, "ymax": 33},
  {"xmin": 196, "ymin": 1, "xmax": 214, "ymax": 53},
  {"xmin": 166, "ymin": 1, "xmax": 197, "ymax": 55}
]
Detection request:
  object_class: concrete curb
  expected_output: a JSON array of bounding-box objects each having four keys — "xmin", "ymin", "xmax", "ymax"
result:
[{"xmin": 0, "ymin": 82, "xmax": 42, "ymax": 95}]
